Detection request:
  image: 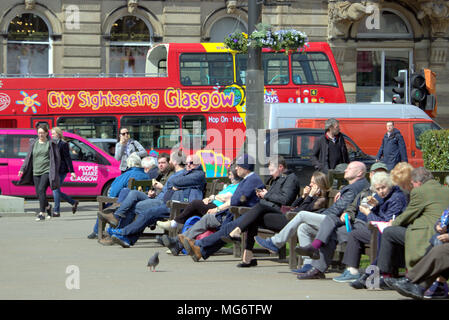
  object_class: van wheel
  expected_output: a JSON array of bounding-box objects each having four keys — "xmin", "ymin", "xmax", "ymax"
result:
[{"xmin": 102, "ymin": 181, "xmax": 112, "ymax": 197}]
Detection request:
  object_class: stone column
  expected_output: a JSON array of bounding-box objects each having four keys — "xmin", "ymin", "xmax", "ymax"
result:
[{"xmin": 417, "ymin": 0, "xmax": 449, "ymax": 117}]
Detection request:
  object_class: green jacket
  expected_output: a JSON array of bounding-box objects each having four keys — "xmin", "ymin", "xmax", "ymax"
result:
[{"xmin": 392, "ymin": 179, "xmax": 449, "ymax": 269}]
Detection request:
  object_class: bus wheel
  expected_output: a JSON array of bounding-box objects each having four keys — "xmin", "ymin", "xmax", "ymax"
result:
[{"xmin": 101, "ymin": 181, "xmax": 113, "ymax": 197}]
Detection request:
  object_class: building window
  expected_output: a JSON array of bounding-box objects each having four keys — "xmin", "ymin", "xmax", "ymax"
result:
[
  {"xmin": 356, "ymin": 10, "xmax": 413, "ymax": 103},
  {"xmin": 209, "ymin": 17, "xmax": 247, "ymax": 42},
  {"xmin": 7, "ymin": 13, "xmax": 51, "ymax": 76},
  {"xmin": 109, "ymin": 16, "xmax": 152, "ymax": 76}
]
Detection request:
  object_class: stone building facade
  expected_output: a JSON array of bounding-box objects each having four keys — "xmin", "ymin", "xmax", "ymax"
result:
[{"xmin": 0, "ymin": 0, "xmax": 448, "ymax": 117}]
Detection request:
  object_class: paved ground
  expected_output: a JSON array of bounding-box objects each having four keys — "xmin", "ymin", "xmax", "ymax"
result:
[{"xmin": 0, "ymin": 200, "xmax": 405, "ymax": 300}]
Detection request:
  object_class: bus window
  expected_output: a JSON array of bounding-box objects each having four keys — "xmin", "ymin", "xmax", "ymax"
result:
[
  {"xmin": 158, "ymin": 59, "xmax": 167, "ymax": 75},
  {"xmin": 235, "ymin": 54, "xmax": 247, "ymax": 85},
  {"xmin": 182, "ymin": 115, "xmax": 206, "ymax": 149},
  {"xmin": 236, "ymin": 52, "xmax": 289, "ymax": 85},
  {"xmin": 292, "ymin": 52, "xmax": 338, "ymax": 86},
  {"xmin": 264, "ymin": 53, "xmax": 289, "ymax": 85},
  {"xmin": 57, "ymin": 116, "xmax": 117, "ymax": 139},
  {"xmin": 121, "ymin": 115, "xmax": 179, "ymax": 150},
  {"xmin": 180, "ymin": 53, "xmax": 234, "ymax": 86}
]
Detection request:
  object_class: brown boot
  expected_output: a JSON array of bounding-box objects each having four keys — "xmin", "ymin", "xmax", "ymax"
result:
[
  {"xmin": 98, "ymin": 235, "xmax": 114, "ymax": 246},
  {"xmin": 102, "ymin": 203, "xmax": 120, "ymax": 214},
  {"xmin": 177, "ymin": 234, "xmax": 186, "ymax": 248},
  {"xmin": 183, "ymin": 237, "xmax": 202, "ymax": 262},
  {"xmin": 97, "ymin": 211, "xmax": 119, "ymax": 227}
]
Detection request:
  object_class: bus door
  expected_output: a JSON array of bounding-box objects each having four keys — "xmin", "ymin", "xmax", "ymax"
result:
[{"xmin": 31, "ymin": 117, "xmax": 54, "ymax": 129}]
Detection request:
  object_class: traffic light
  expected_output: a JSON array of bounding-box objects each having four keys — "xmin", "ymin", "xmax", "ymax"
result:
[
  {"xmin": 392, "ymin": 70, "xmax": 408, "ymax": 104},
  {"xmin": 410, "ymin": 69, "xmax": 437, "ymax": 115},
  {"xmin": 410, "ymin": 71, "xmax": 426, "ymax": 107}
]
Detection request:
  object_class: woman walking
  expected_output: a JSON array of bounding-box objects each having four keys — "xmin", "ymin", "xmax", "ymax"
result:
[
  {"xmin": 51, "ymin": 127, "xmax": 79, "ymax": 217},
  {"xmin": 18, "ymin": 124, "xmax": 61, "ymax": 221}
]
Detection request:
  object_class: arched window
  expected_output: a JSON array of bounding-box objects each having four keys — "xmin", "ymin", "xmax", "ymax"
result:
[
  {"xmin": 209, "ymin": 17, "xmax": 247, "ymax": 42},
  {"xmin": 357, "ymin": 10, "xmax": 413, "ymax": 39},
  {"xmin": 7, "ymin": 13, "xmax": 51, "ymax": 76},
  {"xmin": 356, "ymin": 10, "xmax": 413, "ymax": 103},
  {"xmin": 109, "ymin": 15, "xmax": 152, "ymax": 76}
]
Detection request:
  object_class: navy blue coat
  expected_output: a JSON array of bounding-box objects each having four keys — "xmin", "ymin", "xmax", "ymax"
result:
[
  {"xmin": 368, "ymin": 185, "xmax": 407, "ymax": 221},
  {"xmin": 230, "ymin": 172, "xmax": 265, "ymax": 208},
  {"xmin": 376, "ymin": 128, "xmax": 408, "ymax": 171},
  {"xmin": 217, "ymin": 172, "xmax": 265, "ymax": 226},
  {"xmin": 171, "ymin": 165, "xmax": 206, "ymax": 202}
]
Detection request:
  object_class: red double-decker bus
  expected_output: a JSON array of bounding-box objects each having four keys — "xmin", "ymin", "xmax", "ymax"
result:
[{"xmin": 0, "ymin": 42, "xmax": 345, "ymax": 176}]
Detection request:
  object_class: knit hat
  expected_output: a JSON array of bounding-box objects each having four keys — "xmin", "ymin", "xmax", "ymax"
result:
[
  {"xmin": 370, "ymin": 162, "xmax": 388, "ymax": 172},
  {"xmin": 236, "ymin": 154, "xmax": 255, "ymax": 172}
]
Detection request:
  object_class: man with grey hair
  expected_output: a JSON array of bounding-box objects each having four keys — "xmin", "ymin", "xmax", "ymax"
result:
[
  {"xmin": 376, "ymin": 167, "xmax": 449, "ymax": 289},
  {"xmin": 311, "ymin": 118, "xmax": 349, "ymax": 173}
]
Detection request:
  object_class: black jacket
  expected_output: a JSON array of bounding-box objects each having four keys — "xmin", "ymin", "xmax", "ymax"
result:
[
  {"xmin": 260, "ymin": 170, "xmax": 300, "ymax": 209},
  {"xmin": 324, "ymin": 177, "xmax": 369, "ymax": 217},
  {"xmin": 56, "ymin": 139, "xmax": 74, "ymax": 175},
  {"xmin": 311, "ymin": 132, "xmax": 349, "ymax": 173},
  {"xmin": 18, "ymin": 138, "xmax": 61, "ymax": 190}
]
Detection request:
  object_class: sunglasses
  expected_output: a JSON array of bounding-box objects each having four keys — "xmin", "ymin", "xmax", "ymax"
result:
[
  {"xmin": 120, "ymin": 132, "xmax": 129, "ymax": 136},
  {"xmin": 187, "ymin": 161, "xmax": 194, "ymax": 165}
]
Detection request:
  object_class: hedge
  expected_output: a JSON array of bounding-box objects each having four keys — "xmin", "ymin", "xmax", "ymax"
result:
[{"xmin": 419, "ymin": 129, "xmax": 449, "ymax": 170}]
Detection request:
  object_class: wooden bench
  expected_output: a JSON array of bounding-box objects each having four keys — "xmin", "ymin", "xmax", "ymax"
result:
[
  {"xmin": 96, "ymin": 178, "xmax": 153, "ymax": 240},
  {"xmin": 228, "ymin": 206, "xmax": 288, "ymax": 260}
]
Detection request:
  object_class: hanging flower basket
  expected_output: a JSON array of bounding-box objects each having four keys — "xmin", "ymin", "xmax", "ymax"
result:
[
  {"xmin": 224, "ymin": 31, "xmax": 248, "ymax": 53},
  {"xmin": 224, "ymin": 23, "xmax": 309, "ymax": 55}
]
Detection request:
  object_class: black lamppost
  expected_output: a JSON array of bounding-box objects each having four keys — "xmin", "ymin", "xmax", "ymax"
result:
[{"xmin": 245, "ymin": 0, "xmax": 264, "ymax": 173}]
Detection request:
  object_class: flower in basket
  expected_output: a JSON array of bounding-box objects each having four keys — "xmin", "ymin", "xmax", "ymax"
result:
[
  {"xmin": 248, "ymin": 23, "xmax": 275, "ymax": 49},
  {"xmin": 224, "ymin": 31, "xmax": 248, "ymax": 53},
  {"xmin": 273, "ymin": 29, "xmax": 309, "ymax": 54}
]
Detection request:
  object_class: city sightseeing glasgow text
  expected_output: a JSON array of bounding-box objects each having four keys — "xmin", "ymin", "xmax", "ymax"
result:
[{"xmin": 47, "ymin": 88, "xmax": 236, "ymax": 112}]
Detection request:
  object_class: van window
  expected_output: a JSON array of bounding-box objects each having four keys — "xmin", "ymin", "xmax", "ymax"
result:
[
  {"xmin": 10, "ymin": 135, "xmax": 34, "ymax": 158},
  {"xmin": 0, "ymin": 135, "xmax": 7, "ymax": 157},
  {"xmin": 414, "ymin": 122, "xmax": 441, "ymax": 149},
  {"xmin": 268, "ymin": 135, "xmax": 292, "ymax": 156},
  {"xmin": 291, "ymin": 52, "xmax": 337, "ymax": 86},
  {"xmin": 180, "ymin": 53, "xmax": 234, "ymax": 86},
  {"xmin": 67, "ymin": 138, "xmax": 99, "ymax": 163},
  {"xmin": 278, "ymin": 137, "xmax": 292, "ymax": 155}
]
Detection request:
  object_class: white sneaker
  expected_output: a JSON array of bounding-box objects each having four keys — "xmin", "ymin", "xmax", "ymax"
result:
[
  {"xmin": 46, "ymin": 215, "xmax": 51, "ymax": 220},
  {"xmin": 156, "ymin": 220, "xmax": 173, "ymax": 231},
  {"xmin": 35, "ymin": 214, "xmax": 45, "ymax": 221}
]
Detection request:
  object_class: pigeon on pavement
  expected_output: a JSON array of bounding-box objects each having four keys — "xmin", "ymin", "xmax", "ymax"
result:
[{"xmin": 147, "ymin": 252, "xmax": 159, "ymax": 272}]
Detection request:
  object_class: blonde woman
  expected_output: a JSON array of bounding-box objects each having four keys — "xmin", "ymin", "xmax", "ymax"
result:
[{"xmin": 51, "ymin": 127, "xmax": 78, "ymax": 217}]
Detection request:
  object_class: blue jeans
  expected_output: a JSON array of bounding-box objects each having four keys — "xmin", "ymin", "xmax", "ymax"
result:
[
  {"xmin": 52, "ymin": 173, "xmax": 75, "ymax": 213},
  {"xmin": 93, "ymin": 189, "xmax": 164, "ymax": 234},
  {"xmin": 122, "ymin": 204, "xmax": 170, "ymax": 245},
  {"xmin": 195, "ymin": 215, "xmax": 242, "ymax": 260}
]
